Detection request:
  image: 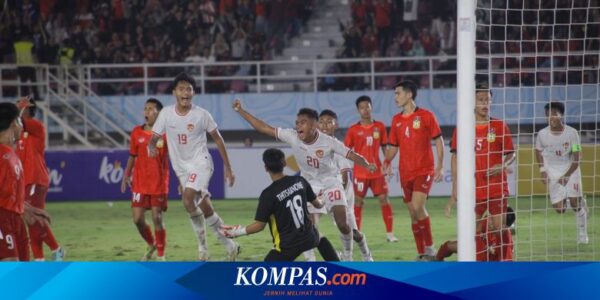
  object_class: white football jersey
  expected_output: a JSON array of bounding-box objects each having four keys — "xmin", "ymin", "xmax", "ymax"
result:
[
  {"xmin": 535, "ymin": 125, "xmax": 581, "ymax": 177},
  {"xmin": 277, "ymin": 128, "xmax": 351, "ymax": 189},
  {"xmin": 152, "ymin": 105, "xmax": 217, "ymax": 176}
]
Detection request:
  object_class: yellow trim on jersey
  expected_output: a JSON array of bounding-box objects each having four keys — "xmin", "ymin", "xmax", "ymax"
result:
[{"xmin": 270, "ymin": 215, "xmax": 281, "ymax": 252}]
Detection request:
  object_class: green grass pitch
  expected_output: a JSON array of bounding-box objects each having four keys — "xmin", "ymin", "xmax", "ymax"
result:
[{"xmin": 42, "ymin": 196, "xmax": 598, "ymax": 261}]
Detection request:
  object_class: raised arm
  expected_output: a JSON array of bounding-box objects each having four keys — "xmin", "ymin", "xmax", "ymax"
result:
[
  {"xmin": 209, "ymin": 128, "xmax": 235, "ymax": 187},
  {"xmin": 232, "ymin": 99, "xmax": 277, "ymax": 138}
]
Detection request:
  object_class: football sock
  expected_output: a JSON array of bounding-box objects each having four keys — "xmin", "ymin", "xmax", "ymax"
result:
[
  {"xmin": 420, "ymin": 216, "xmax": 434, "ymax": 247},
  {"xmin": 189, "ymin": 209, "xmax": 208, "ymax": 252},
  {"xmin": 28, "ymin": 225, "xmax": 44, "ymax": 259},
  {"xmin": 355, "ymin": 231, "xmax": 371, "ymax": 258},
  {"xmin": 381, "ymin": 203, "xmax": 394, "ymax": 233},
  {"xmin": 42, "ymin": 225, "xmax": 60, "ymax": 251},
  {"xmin": 303, "ymin": 249, "xmax": 316, "ymax": 261},
  {"xmin": 339, "ymin": 231, "xmax": 353, "ymax": 260},
  {"xmin": 411, "ymin": 223, "xmax": 424, "ymax": 255},
  {"xmin": 576, "ymin": 202, "xmax": 588, "ymax": 235},
  {"xmin": 435, "ymin": 241, "xmax": 453, "ymax": 261},
  {"xmin": 141, "ymin": 224, "xmax": 155, "ymax": 246},
  {"xmin": 155, "ymin": 229, "xmax": 166, "ymax": 257},
  {"xmin": 317, "ymin": 237, "xmax": 339, "ymax": 261},
  {"xmin": 206, "ymin": 212, "xmax": 236, "ymax": 251},
  {"xmin": 354, "ymin": 205, "xmax": 363, "ymax": 230}
]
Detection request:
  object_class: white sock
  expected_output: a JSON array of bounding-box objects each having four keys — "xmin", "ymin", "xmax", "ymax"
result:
[
  {"xmin": 303, "ymin": 249, "xmax": 316, "ymax": 261},
  {"xmin": 189, "ymin": 208, "xmax": 208, "ymax": 252},
  {"xmin": 206, "ymin": 212, "xmax": 236, "ymax": 251},
  {"xmin": 340, "ymin": 232, "xmax": 353, "ymax": 261},
  {"xmin": 576, "ymin": 205, "xmax": 588, "ymax": 235},
  {"xmin": 356, "ymin": 233, "xmax": 371, "ymax": 258}
]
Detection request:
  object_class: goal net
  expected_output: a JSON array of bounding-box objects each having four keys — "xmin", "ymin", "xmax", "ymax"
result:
[{"xmin": 474, "ymin": 0, "xmax": 599, "ymax": 261}]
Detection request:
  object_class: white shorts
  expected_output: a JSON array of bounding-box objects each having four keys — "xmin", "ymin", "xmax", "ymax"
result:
[
  {"xmin": 548, "ymin": 172, "xmax": 583, "ymax": 204},
  {"xmin": 177, "ymin": 163, "xmax": 214, "ymax": 198},
  {"xmin": 307, "ymin": 184, "xmax": 348, "ymax": 215}
]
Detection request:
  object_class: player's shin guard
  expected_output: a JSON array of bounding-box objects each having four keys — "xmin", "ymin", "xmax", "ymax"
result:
[
  {"xmin": 381, "ymin": 203, "xmax": 394, "ymax": 233},
  {"xmin": 206, "ymin": 212, "xmax": 236, "ymax": 251},
  {"xmin": 411, "ymin": 223, "xmax": 424, "ymax": 255},
  {"xmin": 339, "ymin": 231, "xmax": 353, "ymax": 261},
  {"xmin": 317, "ymin": 237, "xmax": 340, "ymax": 261},
  {"xmin": 354, "ymin": 205, "xmax": 363, "ymax": 230},
  {"xmin": 189, "ymin": 209, "xmax": 208, "ymax": 253},
  {"xmin": 155, "ymin": 229, "xmax": 166, "ymax": 257},
  {"xmin": 303, "ymin": 249, "xmax": 316, "ymax": 261}
]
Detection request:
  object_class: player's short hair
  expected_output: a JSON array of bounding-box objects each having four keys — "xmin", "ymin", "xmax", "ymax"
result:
[
  {"xmin": 476, "ymin": 82, "xmax": 493, "ymax": 96},
  {"xmin": 146, "ymin": 98, "xmax": 164, "ymax": 111},
  {"xmin": 297, "ymin": 108, "xmax": 319, "ymax": 121},
  {"xmin": 263, "ymin": 148, "xmax": 285, "ymax": 173},
  {"xmin": 28, "ymin": 98, "xmax": 37, "ymax": 118},
  {"xmin": 0, "ymin": 102, "xmax": 20, "ymax": 132},
  {"xmin": 319, "ymin": 109, "xmax": 337, "ymax": 120},
  {"xmin": 506, "ymin": 206, "xmax": 516, "ymax": 228},
  {"xmin": 395, "ymin": 80, "xmax": 418, "ymax": 100},
  {"xmin": 172, "ymin": 72, "xmax": 196, "ymax": 91},
  {"xmin": 355, "ymin": 95, "xmax": 372, "ymax": 107},
  {"xmin": 544, "ymin": 101, "xmax": 565, "ymax": 115}
]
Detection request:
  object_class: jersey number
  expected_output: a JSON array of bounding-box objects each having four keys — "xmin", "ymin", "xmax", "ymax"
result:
[
  {"xmin": 286, "ymin": 195, "xmax": 305, "ymax": 229},
  {"xmin": 306, "ymin": 156, "xmax": 320, "ymax": 169},
  {"xmin": 0, "ymin": 229, "xmax": 14, "ymax": 250},
  {"xmin": 476, "ymin": 139, "xmax": 484, "ymax": 151},
  {"xmin": 178, "ymin": 134, "xmax": 188, "ymax": 144},
  {"xmin": 132, "ymin": 193, "xmax": 141, "ymax": 203}
]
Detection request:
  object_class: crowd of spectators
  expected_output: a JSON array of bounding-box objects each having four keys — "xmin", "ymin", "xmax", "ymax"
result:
[{"xmin": 0, "ymin": 0, "xmax": 314, "ymax": 95}]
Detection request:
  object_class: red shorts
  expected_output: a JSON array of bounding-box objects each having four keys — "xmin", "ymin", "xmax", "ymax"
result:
[
  {"xmin": 400, "ymin": 173, "xmax": 434, "ymax": 203},
  {"xmin": 25, "ymin": 184, "xmax": 48, "ymax": 209},
  {"xmin": 353, "ymin": 176, "xmax": 388, "ymax": 198},
  {"xmin": 0, "ymin": 209, "xmax": 29, "ymax": 261},
  {"xmin": 475, "ymin": 197, "xmax": 507, "ymax": 216},
  {"xmin": 131, "ymin": 193, "xmax": 168, "ymax": 211}
]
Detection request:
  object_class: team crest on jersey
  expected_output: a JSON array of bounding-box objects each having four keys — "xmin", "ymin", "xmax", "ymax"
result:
[
  {"xmin": 23, "ymin": 132, "xmax": 29, "ymax": 139},
  {"xmin": 2, "ymin": 153, "xmax": 9, "ymax": 160},
  {"xmin": 488, "ymin": 129, "xmax": 496, "ymax": 143},
  {"xmin": 315, "ymin": 149, "xmax": 324, "ymax": 158},
  {"xmin": 373, "ymin": 128, "xmax": 380, "ymax": 139},
  {"xmin": 157, "ymin": 138, "xmax": 165, "ymax": 148},
  {"xmin": 563, "ymin": 142, "xmax": 570, "ymax": 151},
  {"xmin": 413, "ymin": 117, "xmax": 421, "ymax": 129},
  {"xmin": 138, "ymin": 137, "xmax": 145, "ymax": 143},
  {"xmin": 187, "ymin": 124, "xmax": 195, "ymax": 132}
]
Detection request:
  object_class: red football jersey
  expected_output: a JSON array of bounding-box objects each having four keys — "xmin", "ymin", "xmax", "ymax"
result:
[
  {"xmin": 129, "ymin": 126, "xmax": 169, "ymax": 195},
  {"xmin": 450, "ymin": 118, "xmax": 514, "ymax": 200},
  {"xmin": 16, "ymin": 118, "xmax": 49, "ymax": 186},
  {"xmin": 389, "ymin": 108, "xmax": 442, "ymax": 180},
  {"xmin": 344, "ymin": 121, "xmax": 387, "ymax": 179},
  {"xmin": 0, "ymin": 144, "xmax": 25, "ymax": 214}
]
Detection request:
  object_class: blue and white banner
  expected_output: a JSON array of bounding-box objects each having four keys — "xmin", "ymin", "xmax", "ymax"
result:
[
  {"xmin": 45, "ymin": 150, "xmax": 224, "ymax": 201},
  {"xmin": 1, "ymin": 262, "xmax": 599, "ymax": 300}
]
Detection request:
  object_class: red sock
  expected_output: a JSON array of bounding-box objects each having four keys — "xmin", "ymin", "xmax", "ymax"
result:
[
  {"xmin": 380, "ymin": 203, "xmax": 394, "ymax": 233},
  {"xmin": 141, "ymin": 225, "xmax": 155, "ymax": 246},
  {"xmin": 155, "ymin": 229, "xmax": 166, "ymax": 257},
  {"xmin": 354, "ymin": 205, "xmax": 363, "ymax": 230},
  {"xmin": 42, "ymin": 225, "xmax": 60, "ymax": 251},
  {"xmin": 501, "ymin": 229, "xmax": 513, "ymax": 262},
  {"xmin": 420, "ymin": 217, "xmax": 433, "ymax": 247},
  {"xmin": 435, "ymin": 241, "xmax": 451, "ymax": 261},
  {"xmin": 475, "ymin": 233, "xmax": 487, "ymax": 261},
  {"xmin": 411, "ymin": 223, "xmax": 424, "ymax": 254},
  {"xmin": 28, "ymin": 225, "xmax": 45, "ymax": 259}
]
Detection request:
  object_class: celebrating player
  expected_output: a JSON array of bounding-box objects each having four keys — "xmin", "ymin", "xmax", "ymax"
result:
[
  {"xmin": 220, "ymin": 148, "xmax": 340, "ymax": 261},
  {"xmin": 448, "ymin": 83, "xmax": 515, "ymax": 261},
  {"xmin": 148, "ymin": 73, "xmax": 239, "ymax": 261},
  {"xmin": 345, "ymin": 95, "xmax": 398, "ymax": 242},
  {"xmin": 0, "ymin": 102, "xmax": 50, "ymax": 261},
  {"xmin": 233, "ymin": 99, "xmax": 377, "ymax": 261},
  {"xmin": 15, "ymin": 98, "xmax": 65, "ymax": 261},
  {"xmin": 318, "ymin": 109, "xmax": 373, "ymax": 261},
  {"xmin": 121, "ymin": 98, "xmax": 169, "ymax": 261},
  {"xmin": 535, "ymin": 102, "xmax": 588, "ymax": 244},
  {"xmin": 383, "ymin": 81, "xmax": 444, "ymax": 260}
]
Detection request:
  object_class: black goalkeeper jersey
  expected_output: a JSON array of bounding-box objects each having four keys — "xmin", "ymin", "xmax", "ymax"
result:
[{"xmin": 255, "ymin": 175, "xmax": 319, "ymax": 252}]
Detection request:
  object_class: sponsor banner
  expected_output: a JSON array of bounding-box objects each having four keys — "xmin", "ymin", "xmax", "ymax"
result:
[
  {"xmin": 1, "ymin": 262, "xmax": 599, "ymax": 300},
  {"xmin": 45, "ymin": 149, "xmax": 224, "ymax": 201},
  {"xmin": 226, "ymin": 146, "xmax": 516, "ymax": 199}
]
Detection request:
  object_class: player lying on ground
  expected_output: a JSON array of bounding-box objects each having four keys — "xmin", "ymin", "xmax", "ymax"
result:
[
  {"xmin": 121, "ymin": 98, "xmax": 170, "ymax": 261},
  {"xmin": 233, "ymin": 99, "xmax": 377, "ymax": 261},
  {"xmin": 220, "ymin": 148, "xmax": 340, "ymax": 262},
  {"xmin": 534, "ymin": 101, "xmax": 588, "ymax": 244}
]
